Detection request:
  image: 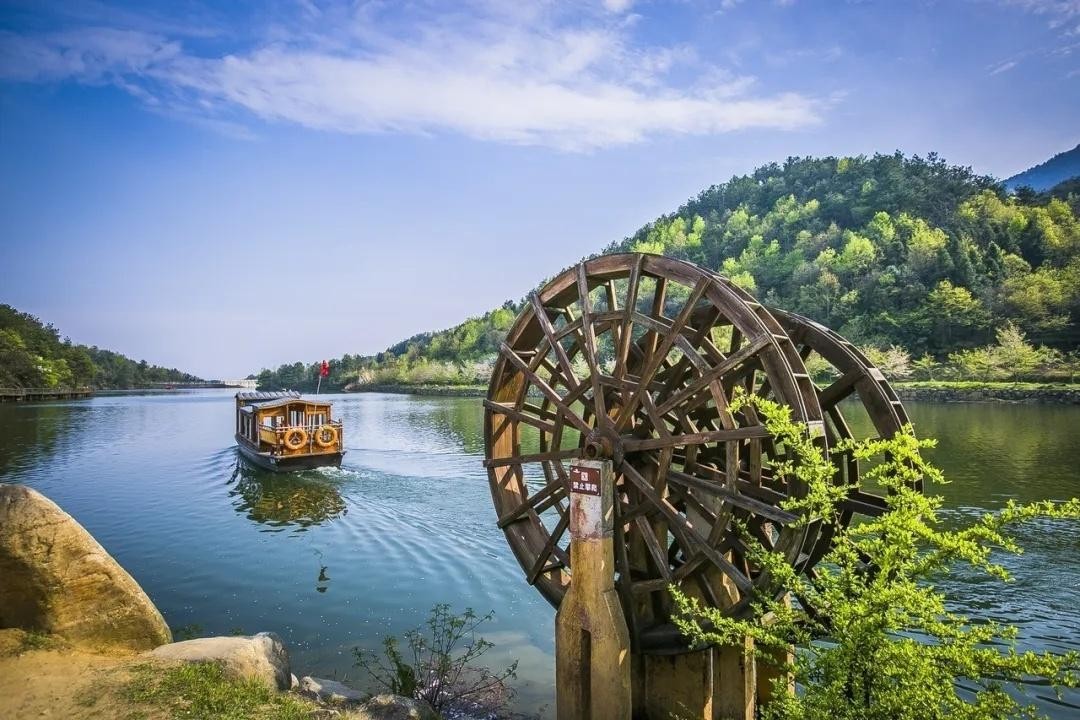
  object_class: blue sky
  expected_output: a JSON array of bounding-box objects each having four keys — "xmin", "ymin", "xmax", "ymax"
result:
[{"xmin": 1, "ymin": 0, "xmax": 1078, "ymax": 378}]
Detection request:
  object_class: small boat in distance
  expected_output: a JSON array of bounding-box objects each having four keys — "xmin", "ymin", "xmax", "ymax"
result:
[{"xmin": 234, "ymin": 391, "xmax": 344, "ymax": 471}]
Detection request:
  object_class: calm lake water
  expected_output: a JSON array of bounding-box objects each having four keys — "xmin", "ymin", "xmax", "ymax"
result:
[{"xmin": 1, "ymin": 391, "xmax": 1078, "ymax": 716}]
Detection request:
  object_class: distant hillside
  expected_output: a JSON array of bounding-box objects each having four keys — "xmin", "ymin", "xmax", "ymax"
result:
[
  {"xmin": 255, "ymin": 152, "xmax": 1080, "ymax": 391},
  {"xmin": 1006, "ymin": 144, "xmax": 1080, "ymax": 191},
  {"xmin": 0, "ymin": 304, "xmax": 203, "ymax": 389}
]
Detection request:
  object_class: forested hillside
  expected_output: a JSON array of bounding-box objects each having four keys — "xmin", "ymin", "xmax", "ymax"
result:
[
  {"xmin": 1005, "ymin": 143, "xmax": 1080, "ymax": 191},
  {"xmin": 0, "ymin": 304, "xmax": 203, "ymax": 389},
  {"xmin": 256, "ymin": 153, "xmax": 1080, "ymax": 391}
]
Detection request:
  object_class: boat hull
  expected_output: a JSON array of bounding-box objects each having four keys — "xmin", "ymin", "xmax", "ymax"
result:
[{"xmin": 235, "ymin": 437, "xmax": 344, "ymax": 472}]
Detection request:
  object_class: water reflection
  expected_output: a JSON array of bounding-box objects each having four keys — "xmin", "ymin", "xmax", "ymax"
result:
[
  {"xmin": 0, "ymin": 401, "xmax": 91, "ymax": 476},
  {"xmin": 227, "ymin": 457, "xmax": 347, "ymax": 530}
]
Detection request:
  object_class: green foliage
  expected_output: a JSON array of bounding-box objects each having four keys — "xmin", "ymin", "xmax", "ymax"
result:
[
  {"xmin": 261, "ymin": 153, "xmax": 1080, "ymax": 390},
  {"xmin": 947, "ymin": 322, "xmax": 1063, "ymax": 381},
  {"xmin": 671, "ymin": 393, "xmax": 1080, "ymax": 720},
  {"xmin": 123, "ymin": 661, "xmax": 314, "ymax": 720},
  {"xmin": 256, "ymin": 303, "xmax": 518, "ymax": 391},
  {"xmin": 0, "ymin": 304, "xmax": 202, "ymax": 389},
  {"xmin": 353, "ymin": 603, "xmax": 518, "ymax": 715},
  {"xmin": 859, "ymin": 344, "xmax": 912, "ymax": 380},
  {"xmin": 609, "ymin": 155, "xmax": 1079, "ymax": 354}
]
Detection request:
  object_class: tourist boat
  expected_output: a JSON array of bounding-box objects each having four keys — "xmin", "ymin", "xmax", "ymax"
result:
[{"xmin": 234, "ymin": 391, "xmax": 344, "ymax": 471}]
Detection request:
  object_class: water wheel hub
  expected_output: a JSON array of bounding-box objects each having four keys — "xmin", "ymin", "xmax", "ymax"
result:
[{"xmin": 582, "ymin": 427, "xmax": 622, "ymax": 464}]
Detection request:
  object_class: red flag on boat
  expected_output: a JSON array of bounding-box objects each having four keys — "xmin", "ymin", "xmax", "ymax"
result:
[{"xmin": 320, "ymin": 360, "xmax": 330, "ymax": 377}]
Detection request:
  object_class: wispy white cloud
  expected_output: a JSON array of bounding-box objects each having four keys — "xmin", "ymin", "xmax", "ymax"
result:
[
  {"xmin": 0, "ymin": 1, "xmax": 823, "ymax": 150},
  {"xmin": 601, "ymin": 0, "xmax": 636, "ymax": 13},
  {"xmin": 989, "ymin": 59, "xmax": 1018, "ymax": 74},
  {"xmin": 988, "ymin": 0, "xmax": 1080, "ymax": 75},
  {"xmin": 1001, "ymin": 0, "xmax": 1080, "ymax": 21}
]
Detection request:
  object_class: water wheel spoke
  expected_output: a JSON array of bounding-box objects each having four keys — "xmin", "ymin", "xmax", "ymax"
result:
[
  {"xmin": 841, "ymin": 489, "xmax": 888, "ymax": 516},
  {"xmin": 667, "ymin": 469, "xmax": 799, "ymax": 525},
  {"xmin": 622, "ymin": 426, "xmax": 769, "ymax": 452},
  {"xmin": 632, "ymin": 516, "xmax": 673, "ymax": 581},
  {"xmin": 621, "ymin": 460, "xmax": 753, "ymax": 594},
  {"xmin": 818, "ymin": 368, "xmax": 861, "ymax": 409},
  {"xmin": 614, "ymin": 255, "xmax": 643, "ymax": 381},
  {"xmin": 553, "ymin": 316, "xmax": 583, "ymax": 342},
  {"xmin": 498, "ymin": 342, "xmax": 590, "ymax": 434},
  {"xmin": 495, "ymin": 476, "xmax": 567, "ymax": 528},
  {"xmin": 527, "ymin": 511, "xmax": 570, "ymax": 585},
  {"xmin": 483, "ymin": 400, "xmax": 557, "ymax": 435},
  {"xmin": 574, "ymin": 264, "xmax": 610, "ymax": 425},
  {"xmin": 616, "ymin": 277, "xmax": 710, "ymax": 433},
  {"xmin": 658, "ymin": 306, "xmax": 723, "ymax": 398},
  {"xmin": 655, "ymin": 333, "xmax": 771, "ymax": 417},
  {"xmin": 484, "ymin": 447, "xmax": 581, "ymax": 469},
  {"xmin": 640, "ymin": 276, "xmax": 668, "ymax": 362}
]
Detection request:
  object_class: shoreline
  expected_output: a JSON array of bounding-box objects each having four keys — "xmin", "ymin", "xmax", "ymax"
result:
[
  {"xmin": 893, "ymin": 382, "xmax": 1080, "ymax": 404},
  {"xmin": 343, "ymin": 382, "xmax": 1080, "ymax": 404}
]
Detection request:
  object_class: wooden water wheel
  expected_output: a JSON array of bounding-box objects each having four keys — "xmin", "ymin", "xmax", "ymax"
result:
[
  {"xmin": 766, "ymin": 307, "xmax": 920, "ymax": 574},
  {"xmin": 484, "ymin": 254, "xmax": 837, "ymax": 652}
]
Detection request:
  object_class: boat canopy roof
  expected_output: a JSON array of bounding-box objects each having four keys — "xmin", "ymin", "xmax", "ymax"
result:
[
  {"xmin": 246, "ymin": 397, "xmax": 331, "ymax": 412},
  {"xmin": 236, "ymin": 390, "xmax": 300, "ymax": 402}
]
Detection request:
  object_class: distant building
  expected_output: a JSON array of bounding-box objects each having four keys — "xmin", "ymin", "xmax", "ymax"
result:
[{"xmin": 222, "ymin": 379, "xmax": 258, "ymax": 389}]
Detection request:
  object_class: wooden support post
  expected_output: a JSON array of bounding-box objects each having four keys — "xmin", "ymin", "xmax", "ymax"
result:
[
  {"xmin": 631, "ymin": 470, "xmax": 758, "ymax": 720},
  {"xmin": 556, "ymin": 460, "xmax": 632, "ymax": 720},
  {"xmin": 756, "ymin": 595, "xmax": 795, "ymax": 709},
  {"xmin": 638, "ymin": 640, "xmax": 755, "ymax": 720}
]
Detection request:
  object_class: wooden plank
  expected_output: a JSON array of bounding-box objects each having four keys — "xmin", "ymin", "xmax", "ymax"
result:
[
  {"xmin": 484, "ymin": 446, "xmax": 582, "ymax": 469},
  {"xmin": 621, "ymin": 425, "xmax": 770, "ymax": 452},
  {"xmin": 483, "ymin": 400, "xmax": 556, "ymax": 434}
]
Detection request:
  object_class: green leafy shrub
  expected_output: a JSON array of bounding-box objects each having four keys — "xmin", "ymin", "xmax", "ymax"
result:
[
  {"xmin": 353, "ymin": 604, "xmax": 518, "ymax": 716},
  {"xmin": 672, "ymin": 393, "xmax": 1080, "ymax": 720}
]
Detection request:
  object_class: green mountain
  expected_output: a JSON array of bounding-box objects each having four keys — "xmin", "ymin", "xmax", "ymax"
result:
[
  {"xmin": 0, "ymin": 304, "xmax": 204, "ymax": 389},
  {"xmin": 256, "ymin": 152, "xmax": 1080, "ymax": 391},
  {"xmin": 1005, "ymin": 144, "xmax": 1080, "ymax": 192}
]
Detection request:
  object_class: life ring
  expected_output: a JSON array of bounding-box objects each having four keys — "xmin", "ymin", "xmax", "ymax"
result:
[
  {"xmin": 283, "ymin": 428, "xmax": 308, "ymax": 451},
  {"xmin": 315, "ymin": 424, "xmax": 338, "ymax": 449}
]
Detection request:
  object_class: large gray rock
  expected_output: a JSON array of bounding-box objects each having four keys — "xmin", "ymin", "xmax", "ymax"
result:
[
  {"xmin": 0, "ymin": 483, "xmax": 172, "ymax": 651},
  {"xmin": 299, "ymin": 675, "xmax": 367, "ymax": 705},
  {"xmin": 351, "ymin": 694, "xmax": 439, "ymax": 720},
  {"xmin": 149, "ymin": 632, "xmax": 291, "ymax": 690}
]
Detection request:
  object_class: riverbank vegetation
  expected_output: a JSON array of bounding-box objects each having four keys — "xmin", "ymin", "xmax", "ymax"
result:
[
  {"xmin": 0, "ymin": 304, "xmax": 202, "ymax": 389},
  {"xmin": 354, "ymin": 604, "xmax": 518, "ymax": 717},
  {"xmin": 123, "ymin": 662, "xmax": 316, "ymax": 720},
  {"xmin": 672, "ymin": 393, "xmax": 1080, "ymax": 720},
  {"xmin": 256, "ymin": 153, "xmax": 1079, "ymax": 395}
]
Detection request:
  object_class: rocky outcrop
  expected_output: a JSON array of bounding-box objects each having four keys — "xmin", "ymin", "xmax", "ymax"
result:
[
  {"xmin": 0, "ymin": 483, "xmax": 172, "ymax": 651},
  {"xmin": 149, "ymin": 632, "xmax": 291, "ymax": 690},
  {"xmin": 352, "ymin": 694, "xmax": 439, "ymax": 720}
]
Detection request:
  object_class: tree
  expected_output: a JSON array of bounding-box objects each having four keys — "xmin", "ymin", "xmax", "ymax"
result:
[
  {"xmin": 860, "ymin": 345, "xmax": 912, "ymax": 380},
  {"xmin": 993, "ymin": 322, "xmax": 1043, "ymax": 379},
  {"xmin": 672, "ymin": 393, "xmax": 1080, "ymax": 720},
  {"xmin": 924, "ymin": 280, "xmax": 989, "ymax": 351}
]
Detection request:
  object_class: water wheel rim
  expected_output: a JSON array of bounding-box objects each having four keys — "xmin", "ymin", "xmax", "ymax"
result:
[
  {"xmin": 484, "ymin": 254, "xmax": 828, "ymax": 653},
  {"xmin": 765, "ymin": 307, "xmax": 921, "ymax": 576}
]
